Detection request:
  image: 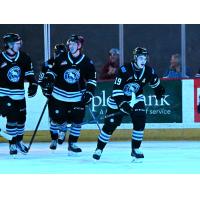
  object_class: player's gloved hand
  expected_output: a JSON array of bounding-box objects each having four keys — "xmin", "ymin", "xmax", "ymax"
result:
[
  {"xmin": 28, "ymin": 82, "xmax": 38, "ymax": 98},
  {"xmin": 41, "ymin": 77, "xmax": 54, "ymax": 97},
  {"xmin": 81, "ymin": 91, "xmax": 93, "ymax": 105},
  {"xmin": 154, "ymin": 85, "xmax": 165, "ymax": 100},
  {"xmin": 119, "ymin": 101, "xmax": 134, "ymax": 115}
]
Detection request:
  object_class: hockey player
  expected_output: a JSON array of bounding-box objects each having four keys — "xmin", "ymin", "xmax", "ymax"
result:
[
  {"xmin": 0, "ymin": 33, "xmax": 38, "ymax": 155},
  {"xmin": 42, "ymin": 34, "xmax": 96, "ymax": 153},
  {"xmin": 93, "ymin": 47, "xmax": 165, "ymax": 161},
  {"xmin": 38, "ymin": 43, "xmax": 67, "ymax": 144},
  {"xmin": 38, "ymin": 43, "xmax": 67, "ymax": 85}
]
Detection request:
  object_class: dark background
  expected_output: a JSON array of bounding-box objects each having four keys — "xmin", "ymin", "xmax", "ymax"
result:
[{"xmin": 0, "ymin": 24, "xmax": 199, "ymax": 78}]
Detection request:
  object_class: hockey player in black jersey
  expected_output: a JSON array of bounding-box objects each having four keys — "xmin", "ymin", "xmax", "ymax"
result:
[
  {"xmin": 42, "ymin": 34, "xmax": 96, "ymax": 154},
  {"xmin": 93, "ymin": 47, "xmax": 165, "ymax": 161},
  {"xmin": 0, "ymin": 33, "xmax": 38, "ymax": 155},
  {"xmin": 38, "ymin": 43, "xmax": 67, "ymax": 85},
  {"xmin": 39, "ymin": 44, "xmax": 67, "ymax": 145}
]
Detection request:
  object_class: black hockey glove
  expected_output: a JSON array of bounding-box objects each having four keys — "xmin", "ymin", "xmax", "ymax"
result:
[
  {"xmin": 154, "ymin": 85, "xmax": 165, "ymax": 100},
  {"xmin": 28, "ymin": 83, "xmax": 38, "ymax": 98},
  {"xmin": 119, "ymin": 101, "xmax": 134, "ymax": 115},
  {"xmin": 41, "ymin": 77, "xmax": 54, "ymax": 97},
  {"xmin": 81, "ymin": 91, "xmax": 93, "ymax": 105}
]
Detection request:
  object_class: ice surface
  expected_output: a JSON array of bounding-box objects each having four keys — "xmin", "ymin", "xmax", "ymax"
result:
[{"xmin": 0, "ymin": 141, "xmax": 200, "ymax": 174}]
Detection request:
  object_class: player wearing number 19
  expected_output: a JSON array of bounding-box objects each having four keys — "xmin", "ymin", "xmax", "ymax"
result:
[{"xmin": 93, "ymin": 47, "xmax": 165, "ymax": 161}]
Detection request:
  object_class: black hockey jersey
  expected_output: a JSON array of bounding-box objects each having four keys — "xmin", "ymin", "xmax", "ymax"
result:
[
  {"xmin": 46, "ymin": 52, "xmax": 96, "ymax": 102},
  {"xmin": 0, "ymin": 51, "xmax": 36, "ymax": 100},
  {"xmin": 108, "ymin": 62, "xmax": 161, "ymax": 109}
]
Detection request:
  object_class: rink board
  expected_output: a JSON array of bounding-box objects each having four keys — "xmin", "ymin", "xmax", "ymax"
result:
[
  {"xmin": 1, "ymin": 79, "xmax": 200, "ymax": 142},
  {"xmin": 1, "ymin": 129, "xmax": 200, "ymax": 143}
]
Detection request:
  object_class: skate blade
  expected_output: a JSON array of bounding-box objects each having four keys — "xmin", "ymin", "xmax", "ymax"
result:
[
  {"xmin": 68, "ymin": 151, "xmax": 82, "ymax": 157},
  {"xmin": 17, "ymin": 150, "xmax": 28, "ymax": 155},
  {"xmin": 10, "ymin": 154, "xmax": 17, "ymax": 159},
  {"xmin": 131, "ymin": 157, "xmax": 143, "ymax": 163},
  {"xmin": 58, "ymin": 140, "xmax": 65, "ymax": 145},
  {"xmin": 50, "ymin": 149, "xmax": 57, "ymax": 154}
]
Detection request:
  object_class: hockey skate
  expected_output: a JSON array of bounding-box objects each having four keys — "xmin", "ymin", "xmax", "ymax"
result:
[
  {"xmin": 9, "ymin": 144, "xmax": 17, "ymax": 155},
  {"xmin": 16, "ymin": 141, "xmax": 28, "ymax": 154},
  {"xmin": 92, "ymin": 149, "xmax": 103, "ymax": 160},
  {"xmin": 58, "ymin": 131, "xmax": 66, "ymax": 145},
  {"xmin": 49, "ymin": 140, "xmax": 57, "ymax": 150},
  {"xmin": 131, "ymin": 148, "xmax": 144, "ymax": 162},
  {"xmin": 68, "ymin": 142, "xmax": 82, "ymax": 155}
]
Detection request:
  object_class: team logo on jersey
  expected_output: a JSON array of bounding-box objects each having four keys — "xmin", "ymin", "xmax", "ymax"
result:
[
  {"xmin": 64, "ymin": 69, "xmax": 80, "ymax": 84},
  {"xmin": 123, "ymin": 83, "xmax": 140, "ymax": 96},
  {"xmin": 7, "ymin": 66, "xmax": 21, "ymax": 82}
]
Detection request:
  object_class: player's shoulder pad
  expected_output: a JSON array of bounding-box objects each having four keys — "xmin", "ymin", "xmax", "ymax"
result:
[
  {"xmin": 120, "ymin": 62, "xmax": 130, "ymax": 73},
  {"xmin": 20, "ymin": 50, "xmax": 31, "ymax": 59},
  {"xmin": 145, "ymin": 64, "xmax": 156, "ymax": 74},
  {"xmin": 84, "ymin": 54, "xmax": 95, "ymax": 65}
]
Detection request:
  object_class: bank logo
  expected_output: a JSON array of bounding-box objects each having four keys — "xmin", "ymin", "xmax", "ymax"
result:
[
  {"xmin": 123, "ymin": 83, "xmax": 140, "ymax": 96},
  {"xmin": 7, "ymin": 66, "xmax": 21, "ymax": 82},
  {"xmin": 64, "ymin": 69, "xmax": 80, "ymax": 84}
]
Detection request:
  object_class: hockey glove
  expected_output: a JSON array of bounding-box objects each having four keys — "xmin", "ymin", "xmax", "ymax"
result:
[
  {"xmin": 119, "ymin": 101, "xmax": 134, "ymax": 115},
  {"xmin": 81, "ymin": 91, "xmax": 93, "ymax": 105},
  {"xmin": 154, "ymin": 85, "xmax": 165, "ymax": 100},
  {"xmin": 41, "ymin": 77, "xmax": 54, "ymax": 97},
  {"xmin": 28, "ymin": 83, "xmax": 38, "ymax": 98}
]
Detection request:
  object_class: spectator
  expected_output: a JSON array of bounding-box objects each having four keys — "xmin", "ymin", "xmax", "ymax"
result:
[
  {"xmin": 163, "ymin": 54, "xmax": 190, "ymax": 78},
  {"xmin": 195, "ymin": 68, "xmax": 200, "ymax": 78},
  {"xmin": 99, "ymin": 48, "xmax": 119, "ymax": 80}
]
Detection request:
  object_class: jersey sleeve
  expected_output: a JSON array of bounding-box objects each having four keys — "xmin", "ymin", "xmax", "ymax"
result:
[
  {"xmin": 24, "ymin": 54, "xmax": 37, "ymax": 83},
  {"xmin": 112, "ymin": 65, "xmax": 128, "ymax": 106},
  {"xmin": 148, "ymin": 68, "xmax": 161, "ymax": 89},
  {"xmin": 84, "ymin": 59, "xmax": 97, "ymax": 95}
]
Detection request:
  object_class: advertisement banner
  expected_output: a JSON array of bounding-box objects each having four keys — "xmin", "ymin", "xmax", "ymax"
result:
[
  {"xmin": 194, "ymin": 79, "xmax": 200, "ymax": 122},
  {"xmin": 85, "ymin": 80, "xmax": 182, "ymax": 124}
]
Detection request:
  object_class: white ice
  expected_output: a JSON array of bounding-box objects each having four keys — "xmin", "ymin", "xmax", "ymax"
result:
[{"xmin": 0, "ymin": 141, "xmax": 200, "ymax": 174}]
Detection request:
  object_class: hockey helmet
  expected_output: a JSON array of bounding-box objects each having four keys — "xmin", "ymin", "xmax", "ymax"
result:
[
  {"xmin": 3, "ymin": 33, "xmax": 22, "ymax": 49},
  {"xmin": 66, "ymin": 34, "xmax": 84, "ymax": 48},
  {"xmin": 54, "ymin": 43, "xmax": 67, "ymax": 56},
  {"xmin": 133, "ymin": 47, "xmax": 148, "ymax": 62}
]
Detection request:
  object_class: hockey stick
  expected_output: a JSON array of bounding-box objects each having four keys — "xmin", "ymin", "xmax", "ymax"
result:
[
  {"xmin": 88, "ymin": 106, "xmax": 102, "ymax": 133},
  {"xmin": 105, "ymin": 93, "xmax": 136, "ymax": 119},
  {"xmin": 104, "ymin": 110, "xmax": 124, "ymax": 119},
  {"xmin": 27, "ymin": 99, "xmax": 49, "ymax": 151},
  {"xmin": 81, "ymin": 112, "xmax": 101, "ymax": 125}
]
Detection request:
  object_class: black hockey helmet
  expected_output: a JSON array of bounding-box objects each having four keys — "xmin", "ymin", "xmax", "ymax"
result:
[
  {"xmin": 54, "ymin": 43, "xmax": 67, "ymax": 56},
  {"xmin": 66, "ymin": 34, "xmax": 84, "ymax": 48},
  {"xmin": 3, "ymin": 33, "xmax": 22, "ymax": 49},
  {"xmin": 133, "ymin": 47, "xmax": 148, "ymax": 62}
]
